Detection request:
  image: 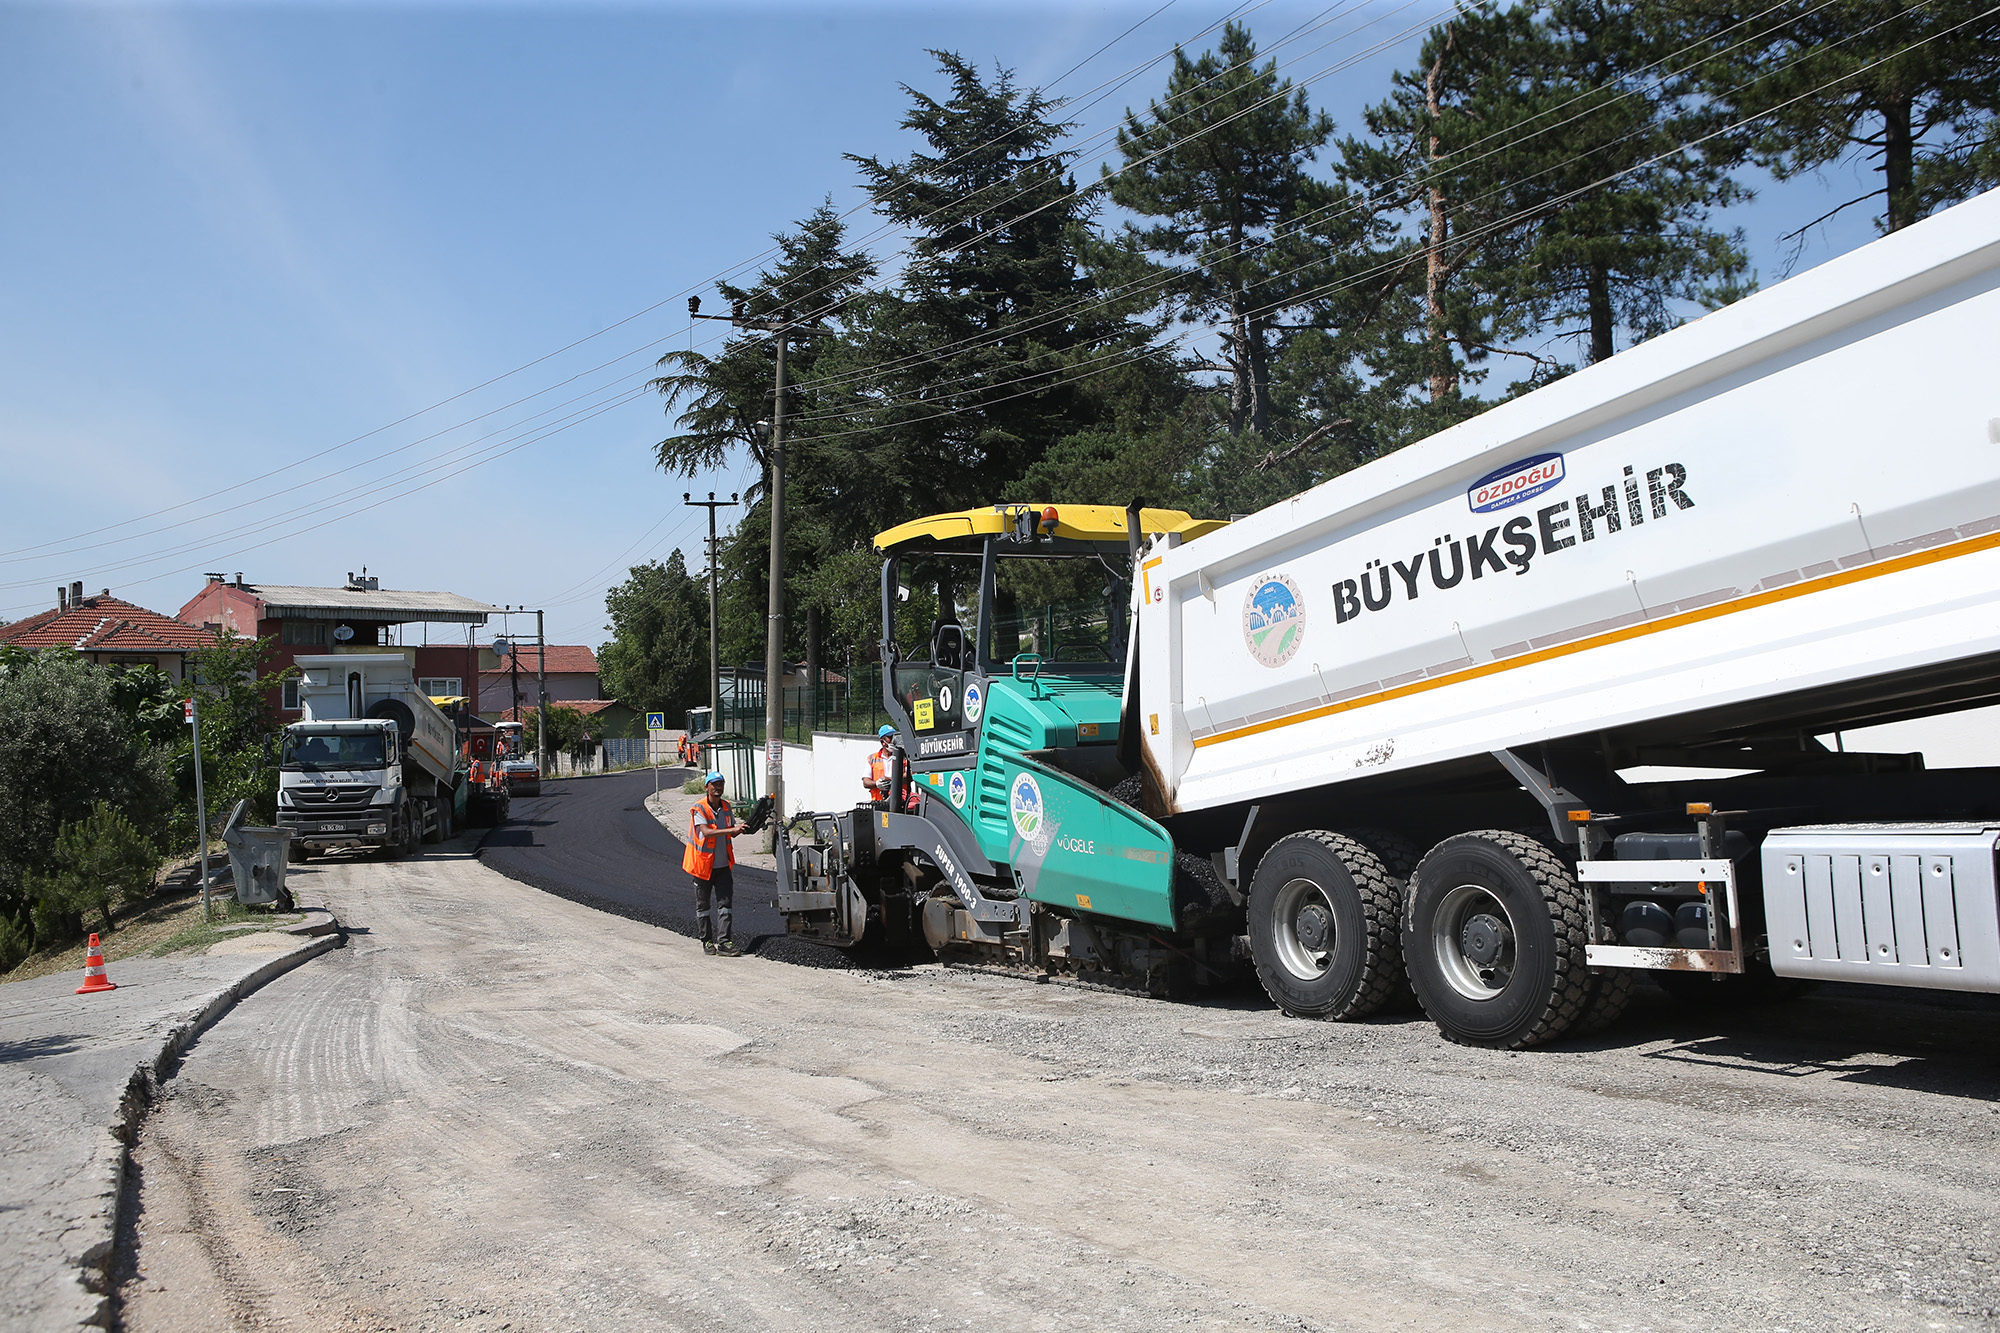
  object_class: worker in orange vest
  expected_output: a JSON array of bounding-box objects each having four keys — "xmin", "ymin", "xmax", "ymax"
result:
[
  {"xmin": 865, "ymin": 724, "xmax": 898, "ymax": 803},
  {"xmin": 684, "ymin": 770, "xmax": 747, "ymax": 955}
]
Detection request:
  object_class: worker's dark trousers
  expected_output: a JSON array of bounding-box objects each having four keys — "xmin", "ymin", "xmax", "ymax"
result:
[{"xmin": 694, "ymin": 865, "xmax": 734, "ymax": 942}]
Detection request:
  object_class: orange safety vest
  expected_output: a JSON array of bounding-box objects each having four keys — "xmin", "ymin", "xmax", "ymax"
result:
[
  {"xmin": 682, "ymin": 797, "xmax": 734, "ymax": 878},
  {"xmin": 867, "ymin": 747, "xmax": 891, "ymax": 796}
]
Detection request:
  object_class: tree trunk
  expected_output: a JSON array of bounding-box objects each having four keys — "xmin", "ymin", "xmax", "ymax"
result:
[
  {"xmin": 1246, "ymin": 311, "xmax": 1272, "ymax": 436},
  {"xmin": 1587, "ymin": 260, "xmax": 1615, "ymax": 364},
  {"xmin": 1225, "ymin": 297, "xmax": 1252, "ymax": 435},
  {"xmin": 1882, "ymin": 96, "xmax": 1916, "ymax": 231},
  {"xmin": 1424, "ymin": 25, "xmax": 1459, "ymax": 403}
]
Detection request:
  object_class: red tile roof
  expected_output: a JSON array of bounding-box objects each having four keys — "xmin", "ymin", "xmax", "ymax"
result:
[
  {"xmin": 0, "ymin": 596, "xmax": 215, "ymax": 654},
  {"xmin": 487, "ymin": 645, "xmax": 598, "ymax": 675},
  {"xmin": 494, "ymin": 700, "xmax": 625, "ymax": 721}
]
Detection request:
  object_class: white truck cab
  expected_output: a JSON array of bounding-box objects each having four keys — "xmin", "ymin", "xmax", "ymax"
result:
[{"xmin": 278, "ymin": 654, "xmax": 464, "ymax": 857}]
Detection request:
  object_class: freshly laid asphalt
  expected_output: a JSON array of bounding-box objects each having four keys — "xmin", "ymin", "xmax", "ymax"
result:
[{"xmin": 478, "ymin": 767, "xmax": 833, "ymax": 960}]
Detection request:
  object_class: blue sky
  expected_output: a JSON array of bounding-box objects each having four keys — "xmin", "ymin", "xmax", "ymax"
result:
[{"xmin": 0, "ymin": 0, "xmax": 1886, "ymax": 651}]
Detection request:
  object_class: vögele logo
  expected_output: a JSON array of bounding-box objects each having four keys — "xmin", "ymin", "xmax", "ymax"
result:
[
  {"xmin": 1468, "ymin": 452, "xmax": 1565, "ymax": 513},
  {"xmin": 1009, "ymin": 772, "xmax": 1043, "ymax": 839},
  {"xmin": 1242, "ymin": 574, "xmax": 1304, "ymax": 667}
]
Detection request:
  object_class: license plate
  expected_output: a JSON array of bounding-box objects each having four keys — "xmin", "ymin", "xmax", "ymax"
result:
[{"xmin": 319, "ymin": 823, "xmax": 345, "ymax": 832}]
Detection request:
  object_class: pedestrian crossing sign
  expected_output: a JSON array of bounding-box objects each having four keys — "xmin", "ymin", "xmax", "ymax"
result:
[{"xmin": 646, "ymin": 711, "xmax": 666, "ymax": 731}]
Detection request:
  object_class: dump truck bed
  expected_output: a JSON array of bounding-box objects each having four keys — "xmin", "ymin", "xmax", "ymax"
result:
[{"xmin": 1141, "ymin": 188, "xmax": 2000, "ymax": 816}]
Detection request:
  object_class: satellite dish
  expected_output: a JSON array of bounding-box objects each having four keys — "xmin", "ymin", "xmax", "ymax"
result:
[
  {"xmin": 492, "ymin": 638, "xmax": 511, "ymax": 656},
  {"xmin": 332, "ymin": 624, "xmax": 355, "ymax": 642}
]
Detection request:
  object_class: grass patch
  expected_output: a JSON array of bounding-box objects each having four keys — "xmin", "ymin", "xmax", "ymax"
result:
[
  {"xmin": 146, "ymin": 897, "xmax": 289, "ymax": 958},
  {"xmin": 0, "ymin": 884, "xmax": 300, "ymax": 985}
]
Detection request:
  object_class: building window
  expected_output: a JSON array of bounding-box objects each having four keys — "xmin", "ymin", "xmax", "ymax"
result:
[
  {"xmin": 282, "ymin": 680, "xmax": 301, "ymax": 711},
  {"xmin": 282, "ymin": 621, "xmax": 327, "ymax": 646},
  {"xmin": 419, "ymin": 677, "xmax": 462, "ymax": 698}
]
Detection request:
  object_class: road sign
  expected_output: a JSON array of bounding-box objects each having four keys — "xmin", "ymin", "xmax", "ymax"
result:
[
  {"xmin": 646, "ymin": 711, "xmax": 666, "ymax": 731},
  {"xmin": 183, "ymin": 699, "xmax": 194, "ymax": 724}
]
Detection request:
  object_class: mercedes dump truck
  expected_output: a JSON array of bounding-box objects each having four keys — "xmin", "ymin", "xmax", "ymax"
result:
[
  {"xmin": 776, "ymin": 186, "xmax": 2000, "ymax": 1048},
  {"xmin": 277, "ymin": 653, "xmax": 486, "ymax": 857}
]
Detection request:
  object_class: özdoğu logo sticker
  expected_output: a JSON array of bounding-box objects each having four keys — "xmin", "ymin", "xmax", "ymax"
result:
[
  {"xmin": 1468, "ymin": 453, "xmax": 1564, "ymax": 513},
  {"xmin": 1243, "ymin": 574, "xmax": 1304, "ymax": 668}
]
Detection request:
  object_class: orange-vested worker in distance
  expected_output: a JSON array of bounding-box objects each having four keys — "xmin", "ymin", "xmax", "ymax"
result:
[
  {"xmin": 683, "ymin": 771, "xmax": 746, "ymax": 956},
  {"xmin": 866, "ymin": 724, "xmax": 898, "ymax": 802}
]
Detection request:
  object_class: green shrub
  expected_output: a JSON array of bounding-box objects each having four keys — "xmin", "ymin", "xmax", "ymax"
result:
[
  {"xmin": 0, "ymin": 913, "xmax": 30, "ymax": 974},
  {"xmin": 681, "ymin": 777, "xmax": 707, "ymax": 795},
  {"xmin": 30, "ymin": 801, "xmax": 159, "ymax": 937}
]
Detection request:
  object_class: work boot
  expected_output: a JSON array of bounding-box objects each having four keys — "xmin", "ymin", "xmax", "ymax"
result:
[
  {"xmin": 717, "ymin": 938, "xmax": 742, "ymax": 957},
  {"xmin": 702, "ymin": 939, "xmax": 718, "ymax": 956}
]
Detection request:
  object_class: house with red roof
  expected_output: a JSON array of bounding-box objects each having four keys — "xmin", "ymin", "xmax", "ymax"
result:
[
  {"xmin": 0, "ymin": 582, "xmax": 214, "ymax": 681},
  {"xmin": 473, "ymin": 645, "xmax": 637, "ymax": 734},
  {"xmin": 178, "ymin": 572, "xmax": 502, "ymax": 718}
]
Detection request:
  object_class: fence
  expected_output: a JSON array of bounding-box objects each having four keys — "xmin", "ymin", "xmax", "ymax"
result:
[
  {"xmin": 717, "ymin": 665, "xmax": 894, "ymax": 744},
  {"xmin": 536, "ymin": 736, "xmax": 654, "ymax": 778}
]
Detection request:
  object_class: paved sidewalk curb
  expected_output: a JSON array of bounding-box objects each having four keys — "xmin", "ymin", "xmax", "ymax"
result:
[{"xmin": 68, "ymin": 925, "xmax": 344, "ymax": 1327}]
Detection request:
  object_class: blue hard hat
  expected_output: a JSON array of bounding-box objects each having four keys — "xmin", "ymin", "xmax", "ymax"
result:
[
  {"xmin": 878, "ymin": 724, "xmax": 897, "ymax": 738},
  {"xmin": 705, "ymin": 770, "xmax": 725, "ymax": 785}
]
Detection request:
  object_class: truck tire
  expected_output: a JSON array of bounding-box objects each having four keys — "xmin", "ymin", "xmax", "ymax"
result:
[
  {"xmin": 1338, "ymin": 826, "xmax": 1424, "ymax": 1012},
  {"xmin": 1404, "ymin": 830, "xmax": 1591, "ymax": 1049},
  {"xmin": 1571, "ymin": 967, "xmax": 1635, "ymax": 1038},
  {"xmin": 1248, "ymin": 831, "xmax": 1403, "ymax": 1021},
  {"xmin": 1340, "ymin": 827, "xmax": 1421, "ymax": 884}
]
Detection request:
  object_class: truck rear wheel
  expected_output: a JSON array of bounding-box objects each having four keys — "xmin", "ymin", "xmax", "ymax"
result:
[
  {"xmin": 1404, "ymin": 831, "xmax": 1591, "ymax": 1049},
  {"xmin": 1248, "ymin": 831, "xmax": 1403, "ymax": 1020}
]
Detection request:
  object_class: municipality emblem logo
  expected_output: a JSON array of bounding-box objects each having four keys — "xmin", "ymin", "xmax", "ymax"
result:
[
  {"xmin": 948, "ymin": 771, "xmax": 968, "ymax": 808},
  {"xmin": 1243, "ymin": 573, "xmax": 1304, "ymax": 667},
  {"xmin": 1009, "ymin": 772, "xmax": 1043, "ymax": 839},
  {"xmin": 963, "ymin": 681, "xmax": 983, "ymax": 723}
]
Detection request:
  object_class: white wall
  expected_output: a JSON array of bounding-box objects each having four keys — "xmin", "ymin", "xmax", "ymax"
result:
[{"xmin": 768, "ymin": 733, "xmax": 880, "ymax": 816}]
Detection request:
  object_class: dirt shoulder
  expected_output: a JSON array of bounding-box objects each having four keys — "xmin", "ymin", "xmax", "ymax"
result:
[{"xmin": 114, "ymin": 844, "xmax": 2000, "ymax": 1332}]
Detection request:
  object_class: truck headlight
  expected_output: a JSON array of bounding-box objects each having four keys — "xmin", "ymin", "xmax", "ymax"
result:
[{"xmin": 367, "ymin": 823, "xmax": 388, "ymax": 835}]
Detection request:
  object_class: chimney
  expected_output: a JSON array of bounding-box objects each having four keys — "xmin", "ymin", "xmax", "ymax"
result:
[
  {"xmin": 56, "ymin": 586, "xmax": 66, "ymax": 612},
  {"xmin": 234, "ymin": 572, "xmax": 243, "ymax": 588},
  {"xmin": 70, "ymin": 581, "xmax": 83, "ymax": 607}
]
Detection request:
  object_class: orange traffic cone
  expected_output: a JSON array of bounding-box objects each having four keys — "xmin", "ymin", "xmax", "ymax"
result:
[{"xmin": 75, "ymin": 933, "xmax": 117, "ymax": 994}]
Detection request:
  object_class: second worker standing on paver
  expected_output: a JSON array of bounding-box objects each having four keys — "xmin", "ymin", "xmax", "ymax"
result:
[{"xmin": 684, "ymin": 770, "xmax": 747, "ymax": 956}]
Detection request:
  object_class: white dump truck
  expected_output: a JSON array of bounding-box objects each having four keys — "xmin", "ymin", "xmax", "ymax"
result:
[
  {"xmin": 276, "ymin": 653, "xmax": 467, "ymax": 858},
  {"xmin": 1136, "ymin": 184, "xmax": 2000, "ymax": 1045},
  {"xmin": 777, "ymin": 186, "xmax": 2000, "ymax": 1049}
]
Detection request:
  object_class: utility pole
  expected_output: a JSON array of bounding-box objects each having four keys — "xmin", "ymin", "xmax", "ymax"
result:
[
  {"xmin": 535, "ymin": 610, "xmax": 547, "ymax": 770},
  {"xmin": 187, "ymin": 692, "xmax": 213, "ymax": 920},
  {"xmin": 690, "ymin": 293, "xmax": 804, "ymax": 829},
  {"xmin": 684, "ymin": 491, "xmax": 739, "ymax": 732}
]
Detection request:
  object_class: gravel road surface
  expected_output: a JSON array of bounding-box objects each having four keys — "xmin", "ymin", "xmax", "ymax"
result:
[{"xmin": 113, "ymin": 840, "xmax": 2000, "ymax": 1332}]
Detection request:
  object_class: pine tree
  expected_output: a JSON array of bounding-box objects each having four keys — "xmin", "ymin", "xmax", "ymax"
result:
[
  {"xmin": 1476, "ymin": 0, "xmax": 1749, "ymax": 368},
  {"xmin": 1104, "ymin": 23, "xmax": 1354, "ymax": 437},
  {"xmin": 1341, "ymin": 1, "xmax": 1748, "ymax": 410},
  {"xmin": 843, "ymin": 52, "xmax": 1172, "ymax": 520},
  {"xmin": 1676, "ymin": 0, "xmax": 2000, "ymax": 233}
]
